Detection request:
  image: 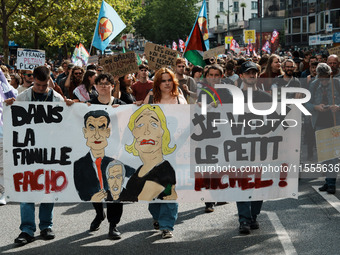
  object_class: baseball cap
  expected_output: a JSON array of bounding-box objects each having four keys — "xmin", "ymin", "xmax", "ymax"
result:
[
  {"xmin": 241, "ymin": 61, "xmax": 259, "ymax": 73},
  {"xmin": 68, "ymin": 63, "xmax": 75, "ymax": 69}
]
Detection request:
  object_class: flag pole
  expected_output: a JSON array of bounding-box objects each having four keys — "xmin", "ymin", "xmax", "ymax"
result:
[{"xmin": 89, "ymin": 0, "xmax": 104, "ymax": 55}]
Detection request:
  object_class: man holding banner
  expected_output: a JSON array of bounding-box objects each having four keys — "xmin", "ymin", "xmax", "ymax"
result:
[
  {"xmin": 306, "ymin": 63, "xmax": 340, "ymax": 194},
  {"xmin": 5, "ymin": 66, "xmax": 74, "ymax": 245}
]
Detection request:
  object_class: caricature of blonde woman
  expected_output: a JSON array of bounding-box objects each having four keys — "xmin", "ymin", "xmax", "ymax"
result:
[{"xmin": 120, "ymin": 104, "xmax": 177, "ymax": 202}]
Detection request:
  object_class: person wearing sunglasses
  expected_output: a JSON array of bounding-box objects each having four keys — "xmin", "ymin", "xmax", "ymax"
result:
[
  {"xmin": 60, "ymin": 66, "xmax": 84, "ymax": 99},
  {"xmin": 18, "ymin": 70, "xmax": 34, "ymax": 94}
]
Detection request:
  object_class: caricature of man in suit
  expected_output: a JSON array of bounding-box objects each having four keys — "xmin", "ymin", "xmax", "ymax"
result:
[{"xmin": 73, "ymin": 110, "xmax": 124, "ymax": 238}]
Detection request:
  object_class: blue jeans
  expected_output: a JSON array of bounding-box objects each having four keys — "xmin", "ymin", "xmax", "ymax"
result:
[
  {"xmin": 20, "ymin": 203, "xmax": 54, "ymax": 236},
  {"xmin": 236, "ymin": 201, "xmax": 263, "ymax": 223},
  {"xmin": 315, "ymin": 126, "xmax": 338, "ymax": 187},
  {"xmin": 148, "ymin": 203, "xmax": 178, "ymax": 231}
]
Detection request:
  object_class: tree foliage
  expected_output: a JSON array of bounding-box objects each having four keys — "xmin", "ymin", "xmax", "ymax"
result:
[
  {"xmin": 1, "ymin": 0, "xmax": 143, "ymax": 62},
  {"xmin": 134, "ymin": 0, "xmax": 199, "ymax": 44}
]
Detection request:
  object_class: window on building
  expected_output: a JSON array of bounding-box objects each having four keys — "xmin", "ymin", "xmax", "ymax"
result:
[
  {"xmin": 251, "ymin": 13, "xmax": 257, "ymax": 18},
  {"xmin": 309, "ymin": 15, "xmax": 316, "ymax": 33},
  {"xmin": 330, "ymin": 9, "xmax": 340, "ymax": 28},
  {"xmin": 251, "ymin": 1, "xmax": 257, "ymax": 10},
  {"xmin": 219, "ymin": 2, "xmax": 224, "ymax": 12},
  {"xmin": 302, "ymin": 16, "xmax": 307, "ymax": 33},
  {"xmin": 293, "ymin": 17, "xmax": 301, "ymax": 33},
  {"xmin": 234, "ymin": 2, "xmax": 239, "ymax": 12},
  {"xmin": 320, "ymin": 12, "xmax": 325, "ymax": 31}
]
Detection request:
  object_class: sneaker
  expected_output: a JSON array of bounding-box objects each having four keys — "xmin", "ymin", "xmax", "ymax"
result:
[
  {"xmin": 205, "ymin": 203, "xmax": 214, "ymax": 213},
  {"xmin": 327, "ymin": 186, "xmax": 336, "ymax": 194},
  {"xmin": 250, "ymin": 220, "xmax": 259, "ymax": 230},
  {"xmin": 319, "ymin": 184, "xmax": 328, "ymax": 192},
  {"xmin": 108, "ymin": 224, "xmax": 121, "ymax": 240},
  {"xmin": 161, "ymin": 229, "xmax": 173, "ymax": 239},
  {"xmin": 153, "ymin": 221, "xmax": 160, "ymax": 230},
  {"xmin": 14, "ymin": 232, "xmax": 35, "ymax": 245},
  {"xmin": 40, "ymin": 228, "xmax": 55, "ymax": 240},
  {"xmin": 239, "ymin": 222, "xmax": 250, "ymax": 234},
  {"xmin": 0, "ymin": 185, "xmax": 5, "ymax": 206}
]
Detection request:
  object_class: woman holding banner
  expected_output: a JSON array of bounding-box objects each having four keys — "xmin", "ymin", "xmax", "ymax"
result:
[{"xmin": 73, "ymin": 70, "xmax": 98, "ymax": 102}]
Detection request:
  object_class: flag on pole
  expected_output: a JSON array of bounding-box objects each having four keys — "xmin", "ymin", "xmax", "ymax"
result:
[
  {"xmin": 136, "ymin": 54, "xmax": 142, "ymax": 65},
  {"xmin": 183, "ymin": 0, "xmax": 209, "ymax": 67},
  {"xmin": 122, "ymin": 47, "xmax": 126, "ymax": 53},
  {"xmin": 72, "ymin": 43, "xmax": 90, "ymax": 67},
  {"xmin": 230, "ymin": 39, "xmax": 239, "ymax": 51},
  {"xmin": 172, "ymin": 41, "xmax": 178, "ymax": 51},
  {"xmin": 271, "ymin": 29, "xmax": 279, "ymax": 44},
  {"xmin": 262, "ymin": 40, "xmax": 271, "ymax": 53},
  {"xmin": 179, "ymin": 39, "xmax": 185, "ymax": 52},
  {"xmin": 71, "ymin": 45, "xmax": 79, "ymax": 64},
  {"xmin": 92, "ymin": 0, "xmax": 126, "ymax": 52}
]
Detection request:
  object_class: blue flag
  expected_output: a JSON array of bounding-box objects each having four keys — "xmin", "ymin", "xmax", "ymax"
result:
[{"xmin": 92, "ymin": 0, "xmax": 126, "ymax": 52}]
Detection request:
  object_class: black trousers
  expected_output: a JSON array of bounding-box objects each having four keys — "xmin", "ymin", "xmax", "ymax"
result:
[{"xmin": 92, "ymin": 202, "xmax": 123, "ymax": 226}]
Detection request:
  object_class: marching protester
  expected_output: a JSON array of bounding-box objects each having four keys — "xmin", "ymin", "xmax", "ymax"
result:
[
  {"xmin": 175, "ymin": 58, "xmax": 197, "ymax": 104},
  {"xmin": 17, "ymin": 70, "xmax": 34, "ymax": 94},
  {"xmin": 118, "ymin": 74, "xmax": 136, "ymax": 104},
  {"xmin": 131, "ymin": 64, "xmax": 153, "ymax": 102},
  {"xmin": 142, "ymin": 67, "xmax": 187, "ymax": 238},
  {"xmin": 327, "ymin": 55, "xmax": 340, "ymax": 79},
  {"xmin": 73, "ymin": 69, "xmax": 98, "ymax": 102},
  {"xmin": 60, "ymin": 65, "xmax": 84, "ymax": 99},
  {"xmin": 4, "ymin": 66, "xmax": 74, "ymax": 245},
  {"xmin": 237, "ymin": 61, "xmax": 272, "ymax": 234},
  {"xmin": 258, "ymin": 54, "xmax": 283, "ymax": 92},
  {"xmin": 55, "ymin": 60, "xmax": 71, "ymax": 86}
]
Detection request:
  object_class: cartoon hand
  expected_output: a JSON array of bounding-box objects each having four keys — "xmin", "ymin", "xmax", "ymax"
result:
[
  {"xmin": 90, "ymin": 190, "xmax": 107, "ymax": 202},
  {"xmin": 162, "ymin": 185, "xmax": 178, "ymax": 200}
]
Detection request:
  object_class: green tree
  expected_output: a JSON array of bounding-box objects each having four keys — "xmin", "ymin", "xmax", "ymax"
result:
[
  {"xmin": 134, "ymin": 0, "xmax": 199, "ymax": 45},
  {"xmin": 0, "ymin": 0, "xmax": 23, "ymax": 64}
]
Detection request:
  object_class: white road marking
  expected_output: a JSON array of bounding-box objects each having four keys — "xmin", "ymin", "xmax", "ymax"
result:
[
  {"xmin": 312, "ymin": 186, "xmax": 340, "ymax": 213},
  {"xmin": 266, "ymin": 211, "xmax": 298, "ymax": 255}
]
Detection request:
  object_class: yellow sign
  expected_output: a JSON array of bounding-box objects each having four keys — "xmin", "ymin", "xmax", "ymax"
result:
[
  {"xmin": 244, "ymin": 30, "xmax": 256, "ymax": 43},
  {"xmin": 225, "ymin": 36, "xmax": 233, "ymax": 44}
]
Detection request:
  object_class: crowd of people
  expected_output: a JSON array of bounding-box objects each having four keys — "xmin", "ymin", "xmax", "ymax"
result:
[{"xmin": 0, "ymin": 48, "xmax": 339, "ymax": 244}]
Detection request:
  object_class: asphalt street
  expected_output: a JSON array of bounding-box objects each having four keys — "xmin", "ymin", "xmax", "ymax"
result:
[{"xmin": 1, "ymin": 175, "xmax": 340, "ymax": 255}]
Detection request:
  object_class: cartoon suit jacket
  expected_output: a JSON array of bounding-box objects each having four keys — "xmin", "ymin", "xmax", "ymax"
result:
[{"xmin": 74, "ymin": 152, "xmax": 113, "ymax": 201}]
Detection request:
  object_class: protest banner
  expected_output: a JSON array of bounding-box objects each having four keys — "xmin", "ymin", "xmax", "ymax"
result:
[
  {"xmin": 328, "ymin": 46, "xmax": 340, "ymax": 56},
  {"xmin": 145, "ymin": 42, "xmax": 178, "ymax": 70},
  {"xmin": 99, "ymin": 52, "xmax": 138, "ymax": 77},
  {"xmin": 4, "ymin": 103, "xmax": 299, "ymax": 203},
  {"xmin": 16, "ymin": 48, "xmax": 45, "ymax": 71},
  {"xmin": 315, "ymin": 126, "xmax": 340, "ymax": 162},
  {"xmin": 203, "ymin": 45, "xmax": 225, "ymax": 60},
  {"xmin": 88, "ymin": 55, "xmax": 99, "ymax": 64},
  {"xmin": 244, "ymin": 30, "xmax": 256, "ymax": 44}
]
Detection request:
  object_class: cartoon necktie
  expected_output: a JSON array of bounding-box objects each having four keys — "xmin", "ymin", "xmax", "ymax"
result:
[{"xmin": 95, "ymin": 157, "xmax": 103, "ymax": 189}]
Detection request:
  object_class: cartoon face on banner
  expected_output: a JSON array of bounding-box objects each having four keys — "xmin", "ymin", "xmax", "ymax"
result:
[{"xmin": 121, "ymin": 104, "xmax": 177, "ymax": 202}]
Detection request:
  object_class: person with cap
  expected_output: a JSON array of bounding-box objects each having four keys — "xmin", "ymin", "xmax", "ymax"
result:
[
  {"xmin": 237, "ymin": 61, "xmax": 272, "ymax": 234},
  {"xmin": 306, "ymin": 63, "xmax": 340, "ymax": 194}
]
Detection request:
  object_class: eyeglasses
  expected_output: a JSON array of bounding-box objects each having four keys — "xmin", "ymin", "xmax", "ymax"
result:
[
  {"xmin": 74, "ymin": 72, "xmax": 83, "ymax": 75},
  {"xmin": 97, "ymin": 69, "xmax": 103, "ymax": 72},
  {"xmin": 97, "ymin": 83, "xmax": 111, "ymax": 87},
  {"xmin": 177, "ymin": 65, "xmax": 185, "ymax": 68},
  {"xmin": 23, "ymin": 73, "xmax": 33, "ymax": 77},
  {"xmin": 285, "ymin": 66, "xmax": 295, "ymax": 69}
]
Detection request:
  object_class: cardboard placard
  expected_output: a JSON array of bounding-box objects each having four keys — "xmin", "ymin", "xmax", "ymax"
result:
[
  {"xmin": 203, "ymin": 45, "xmax": 225, "ymax": 59},
  {"xmin": 99, "ymin": 52, "xmax": 138, "ymax": 77},
  {"xmin": 88, "ymin": 55, "xmax": 99, "ymax": 64},
  {"xmin": 17, "ymin": 48, "xmax": 45, "ymax": 71},
  {"xmin": 145, "ymin": 42, "xmax": 178, "ymax": 70},
  {"xmin": 316, "ymin": 126, "xmax": 340, "ymax": 162},
  {"xmin": 328, "ymin": 46, "xmax": 340, "ymax": 56}
]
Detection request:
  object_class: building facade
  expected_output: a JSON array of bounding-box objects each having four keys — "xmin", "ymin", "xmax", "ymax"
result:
[{"xmin": 284, "ymin": 0, "xmax": 340, "ymax": 48}]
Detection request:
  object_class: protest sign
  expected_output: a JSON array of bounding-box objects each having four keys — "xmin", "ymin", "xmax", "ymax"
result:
[
  {"xmin": 145, "ymin": 42, "xmax": 178, "ymax": 70},
  {"xmin": 315, "ymin": 126, "xmax": 340, "ymax": 162},
  {"xmin": 4, "ymin": 103, "xmax": 299, "ymax": 203},
  {"xmin": 244, "ymin": 30, "xmax": 256, "ymax": 44},
  {"xmin": 99, "ymin": 52, "xmax": 138, "ymax": 77},
  {"xmin": 328, "ymin": 46, "xmax": 340, "ymax": 56},
  {"xmin": 17, "ymin": 48, "xmax": 45, "ymax": 71},
  {"xmin": 203, "ymin": 45, "xmax": 225, "ymax": 60},
  {"xmin": 88, "ymin": 55, "xmax": 99, "ymax": 64}
]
